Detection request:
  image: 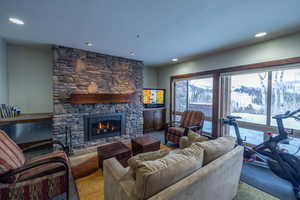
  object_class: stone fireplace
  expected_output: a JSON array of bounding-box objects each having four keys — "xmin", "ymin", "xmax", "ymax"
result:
[{"xmin": 52, "ymin": 46, "xmax": 144, "ymax": 151}]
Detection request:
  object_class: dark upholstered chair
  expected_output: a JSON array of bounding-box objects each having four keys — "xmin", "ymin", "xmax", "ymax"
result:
[
  {"xmin": 0, "ymin": 130, "xmax": 70, "ymax": 200},
  {"xmin": 165, "ymin": 110, "xmax": 205, "ymax": 145}
]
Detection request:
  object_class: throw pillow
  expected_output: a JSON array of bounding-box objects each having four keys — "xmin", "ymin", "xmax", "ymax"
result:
[
  {"xmin": 195, "ymin": 136, "xmax": 235, "ymax": 165},
  {"xmin": 128, "ymin": 149, "xmax": 170, "ymax": 179},
  {"xmin": 187, "ymin": 131, "xmax": 209, "ymax": 144}
]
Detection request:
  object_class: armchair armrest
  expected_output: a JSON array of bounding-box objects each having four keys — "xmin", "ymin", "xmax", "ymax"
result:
[
  {"xmin": 164, "ymin": 121, "xmax": 181, "ymax": 145},
  {"xmin": 0, "ymin": 157, "xmax": 69, "ymax": 199},
  {"xmin": 186, "ymin": 125, "xmax": 203, "ymax": 130},
  {"xmin": 23, "ymin": 140, "xmax": 69, "ymax": 154},
  {"xmin": 0, "ymin": 157, "xmax": 69, "ymax": 181},
  {"xmin": 165, "ymin": 121, "xmax": 181, "ymax": 127},
  {"xmin": 184, "ymin": 124, "xmax": 203, "ymax": 136}
]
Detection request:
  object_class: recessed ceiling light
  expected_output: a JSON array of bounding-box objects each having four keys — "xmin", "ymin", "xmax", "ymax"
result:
[
  {"xmin": 172, "ymin": 58, "xmax": 178, "ymax": 62},
  {"xmin": 85, "ymin": 42, "xmax": 93, "ymax": 46},
  {"xmin": 255, "ymin": 32, "xmax": 267, "ymax": 38},
  {"xmin": 9, "ymin": 17, "xmax": 24, "ymax": 25},
  {"xmin": 130, "ymin": 51, "xmax": 135, "ymax": 56}
]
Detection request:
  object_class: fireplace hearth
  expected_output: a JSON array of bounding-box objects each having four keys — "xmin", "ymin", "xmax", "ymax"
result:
[{"xmin": 84, "ymin": 113, "xmax": 125, "ymax": 141}]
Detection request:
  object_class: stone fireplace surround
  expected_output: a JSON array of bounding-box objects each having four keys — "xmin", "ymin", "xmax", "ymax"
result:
[{"xmin": 52, "ymin": 46, "xmax": 144, "ymax": 151}]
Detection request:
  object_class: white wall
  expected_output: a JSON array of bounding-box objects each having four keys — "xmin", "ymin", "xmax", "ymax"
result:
[
  {"xmin": 7, "ymin": 44, "xmax": 53, "ymax": 113},
  {"xmin": 143, "ymin": 67, "xmax": 158, "ymax": 88},
  {"xmin": 0, "ymin": 38, "xmax": 8, "ymax": 104},
  {"xmin": 156, "ymin": 32, "xmax": 300, "ymax": 119}
]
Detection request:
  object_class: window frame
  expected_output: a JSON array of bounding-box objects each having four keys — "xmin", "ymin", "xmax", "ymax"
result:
[
  {"xmin": 170, "ymin": 56, "xmax": 300, "ymax": 138},
  {"xmin": 220, "ymin": 65, "xmax": 300, "ymax": 139}
]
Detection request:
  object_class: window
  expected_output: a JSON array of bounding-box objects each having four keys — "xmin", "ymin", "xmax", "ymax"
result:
[
  {"xmin": 271, "ymin": 68, "xmax": 300, "ymax": 130},
  {"xmin": 221, "ymin": 65, "xmax": 300, "ymax": 154},
  {"xmin": 173, "ymin": 76, "xmax": 213, "ymax": 135},
  {"xmin": 231, "ymin": 72, "xmax": 267, "ymax": 125},
  {"xmin": 171, "ymin": 59, "xmax": 300, "ymax": 150},
  {"xmin": 279, "ymin": 137, "xmax": 300, "ymax": 156},
  {"xmin": 174, "ymin": 80, "xmax": 188, "ymax": 113},
  {"xmin": 203, "ymin": 121, "xmax": 213, "ymax": 134},
  {"xmin": 229, "ymin": 127, "xmax": 264, "ymax": 145},
  {"xmin": 174, "ymin": 80, "xmax": 187, "ymax": 121},
  {"xmin": 188, "ymin": 78, "xmax": 213, "ymax": 117}
]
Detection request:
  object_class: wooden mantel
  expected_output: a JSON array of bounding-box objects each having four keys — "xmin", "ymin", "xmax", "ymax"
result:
[{"xmin": 70, "ymin": 93, "xmax": 137, "ymax": 104}]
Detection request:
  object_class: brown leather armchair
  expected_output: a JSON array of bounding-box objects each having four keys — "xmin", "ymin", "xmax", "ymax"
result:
[
  {"xmin": 0, "ymin": 130, "xmax": 70, "ymax": 200},
  {"xmin": 165, "ymin": 110, "xmax": 205, "ymax": 145}
]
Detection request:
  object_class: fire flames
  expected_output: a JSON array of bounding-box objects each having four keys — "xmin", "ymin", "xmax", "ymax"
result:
[
  {"xmin": 97, "ymin": 121, "xmax": 115, "ymax": 134},
  {"xmin": 98, "ymin": 121, "xmax": 109, "ymax": 129}
]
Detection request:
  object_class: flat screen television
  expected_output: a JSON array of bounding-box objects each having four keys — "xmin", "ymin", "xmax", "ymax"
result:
[{"xmin": 143, "ymin": 88, "xmax": 165, "ymax": 108}]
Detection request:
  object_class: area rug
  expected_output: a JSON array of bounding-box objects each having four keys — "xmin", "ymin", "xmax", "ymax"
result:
[
  {"xmin": 234, "ymin": 183, "xmax": 279, "ymax": 200},
  {"xmin": 75, "ymin": 170, "xmax": 104, "ymax": 200}
]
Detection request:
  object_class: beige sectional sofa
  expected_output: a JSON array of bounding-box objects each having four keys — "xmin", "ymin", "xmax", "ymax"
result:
[{"xmin": 104, "ymin": 135, "xmax": 244, "ymax": 200}]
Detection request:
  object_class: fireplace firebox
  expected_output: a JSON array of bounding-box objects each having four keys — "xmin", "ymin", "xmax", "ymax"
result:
[{"xmin": 84, "ymin": 113, "xmax": 125, "ymax": 141}]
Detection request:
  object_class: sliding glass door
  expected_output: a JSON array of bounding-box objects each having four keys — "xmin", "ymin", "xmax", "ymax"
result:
[
  {"xmin": 174, "ymin": 80, "xmax": 188, "ymax": 121},
  {"xmin": 221, "ymin": 72, "xmax": 268, "ymax": 145},
  {"xmin": 188, "ymin": 78, "xmax": 213, "ymax": 134},
  {"xmin": 221, "ymin": 66, "xmax": 300, "ymax": 155},
  {"xmin": 172, "ymin": 76, "xmax": 213, "ymax": 135}
]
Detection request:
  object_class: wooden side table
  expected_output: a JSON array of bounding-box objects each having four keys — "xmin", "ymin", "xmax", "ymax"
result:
[
  {"xmin": 97, "ymin": 142, "xmax": 131, "ymax": 169},
  {"xmin": 131, "ymin": 136, "xmax": 160, "ymax": 156}
]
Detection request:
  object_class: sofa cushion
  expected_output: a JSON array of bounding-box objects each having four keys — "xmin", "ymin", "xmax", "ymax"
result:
[
  {"xmin": 195, "ymin": 136, "xmax": 235, "ymax": 165},
  {"xmin": 128, "ymin": 149, "xmax": 170, "ymax": 179},
  {"xmin": 180, "ymin": 131, "xmax": 209, "ymax": 149},
  {"xmin": 135, "ymin": 147, "xmax": 203, "ymax": 199},
  {"xmin": 0, "ymin": 130, "xmax": 26, "ymax": 182}
]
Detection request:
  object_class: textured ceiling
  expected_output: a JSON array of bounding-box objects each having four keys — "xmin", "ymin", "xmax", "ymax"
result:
[{"xmin": 1, "ymin": 0, "xmax": 300, "ymax": 66}]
